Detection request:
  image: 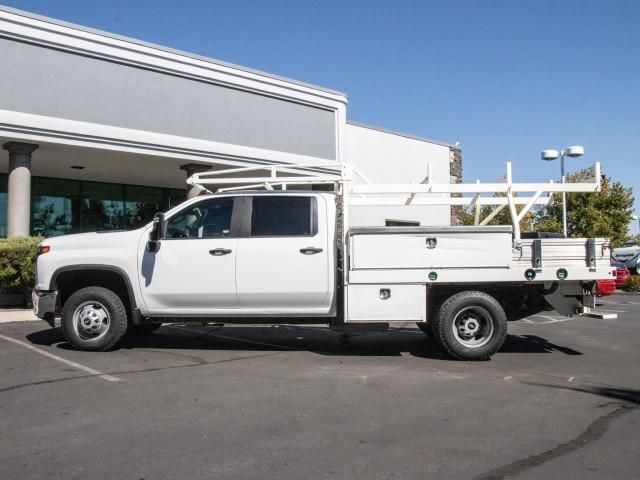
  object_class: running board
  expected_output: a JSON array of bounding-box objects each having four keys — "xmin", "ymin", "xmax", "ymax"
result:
[{"xmin": 330, "ymin": 323, "xmax": 389, "ymax": 332}]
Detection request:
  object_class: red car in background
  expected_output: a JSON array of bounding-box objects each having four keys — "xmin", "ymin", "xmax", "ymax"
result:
[
  {"xmin": 612, "ymin": 259, "xmax": 630, "ymax": 288},
  {"xmin": 595, "ymin": 260, "xmax": 630, "ymax": 296},
  {"xmin": 595, "ymin": 278, "xmax": 616, "ymax": 297}
]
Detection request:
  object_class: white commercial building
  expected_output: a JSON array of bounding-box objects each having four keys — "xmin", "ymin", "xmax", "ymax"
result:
[{"xmin": 0, "ymin": 6, "xmax": 461, "ymax": 238}]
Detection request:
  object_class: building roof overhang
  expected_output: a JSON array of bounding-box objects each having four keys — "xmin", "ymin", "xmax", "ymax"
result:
[{"xmin": 0, "ymin": 5, "xmax": 347, "ymax": 109}]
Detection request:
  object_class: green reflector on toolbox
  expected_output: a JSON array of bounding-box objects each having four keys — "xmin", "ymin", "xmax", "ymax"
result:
[
  {"xmin": 557, "ymin": 268, "xmax": 568, "ymax": 280},
  {"xmin": 428, "ymin": 271, "xmax": 438, "ymax": 281}
]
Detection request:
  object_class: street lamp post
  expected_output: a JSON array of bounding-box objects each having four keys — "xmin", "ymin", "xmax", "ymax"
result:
[{"xmin": 541, "ymin": 145, "xmax": 585, "ymax": 238}]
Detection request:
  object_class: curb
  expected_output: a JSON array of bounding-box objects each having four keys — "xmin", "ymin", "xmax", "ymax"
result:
[{"xmin": 0, "ymin": 309, "xmax": 40, "ymax": 324}]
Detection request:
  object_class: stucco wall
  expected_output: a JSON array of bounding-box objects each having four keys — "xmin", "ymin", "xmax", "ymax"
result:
[
  {"xmin": 0, "ymin": 37, "xmax": 337, "ymax": 160},
  {"xmin": 345, "ymin": 123, "xmax": 453, "ymax": 227}
]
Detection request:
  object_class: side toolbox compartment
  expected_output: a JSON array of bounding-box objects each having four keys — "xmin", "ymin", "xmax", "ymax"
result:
[{"xmin": 347, "ymin": 284, "xmax": 426, "ymax": 323}]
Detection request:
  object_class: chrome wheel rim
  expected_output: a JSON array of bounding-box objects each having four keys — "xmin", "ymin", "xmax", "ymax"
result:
[
  {"xmin": 72, "ymin": 301, "xmax": 110, "ymax": 341},
  {"xmin": 452, "ymin": 306, "xmax": 494, "ymax": 348}
]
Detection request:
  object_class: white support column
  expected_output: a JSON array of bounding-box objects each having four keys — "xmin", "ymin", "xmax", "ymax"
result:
[
  {"xmin": 180, "ymin": 163, "xmax": 212, "ymax": 199},
  {"xmin": 3, "ymin": 142, "xmax": 38, "ymax": 238}
]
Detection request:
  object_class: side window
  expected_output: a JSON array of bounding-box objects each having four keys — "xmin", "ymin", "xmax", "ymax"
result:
[
  {"xmin": 385, "ymin": 219, "xmax": 420, "ymax": 227},
  {"xmin": 166, "ymin": 197, "xmax": 234, "ymax": 239},
  {"xmin": 251, "ymin": 196, "xmax": 315, "ymax": 237}
]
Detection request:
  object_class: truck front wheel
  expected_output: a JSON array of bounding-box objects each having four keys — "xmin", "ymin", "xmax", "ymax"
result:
[
  {"xmin": 432, "ymin": 291, "xmax": 507, "ymax": 360},
  {"xmin": 61, "ymin": 286, "xmax": 128, "ymax": 351}
]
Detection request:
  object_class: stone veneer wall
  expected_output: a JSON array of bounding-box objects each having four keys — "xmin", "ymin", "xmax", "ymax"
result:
[{"xmin": 449, "ymin": 146, "xmax": 463, "ymax": 225}]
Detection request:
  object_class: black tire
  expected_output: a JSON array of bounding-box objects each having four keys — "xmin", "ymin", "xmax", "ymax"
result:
[
  {"xmin": 61, "ymin": 286, "xmax": 128, "ymax": 351},
  {"xmin": 432, "ymin": 291, "xmax": 507, "ymax": 361}
]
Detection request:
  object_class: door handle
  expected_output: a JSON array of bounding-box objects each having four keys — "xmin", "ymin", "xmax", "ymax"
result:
[
  {"xmin": 300, "ymin": 247, "xmax": 323, "ymax": 255},
  {"xmin": 209, "ymin": 248, "xmax": 232, "ymax": 256}
]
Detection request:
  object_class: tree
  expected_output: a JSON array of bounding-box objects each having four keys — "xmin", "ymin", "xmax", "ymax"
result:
[
  {"xmin": 460, "ymin": 193, "xmax": 536, "ymax": 231},
  {"xmin": 534, "ymin": 168, "xmax": 634, "ymax": 247}
]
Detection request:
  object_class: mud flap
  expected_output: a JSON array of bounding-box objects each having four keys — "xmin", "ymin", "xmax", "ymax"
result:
[
  {"xmin": 543, "ymin": 281, "xmax": 584, "ymax": 316},
  {"xmin": 544, "ymin": 281, "xmax": 617, "ymax": 319}
]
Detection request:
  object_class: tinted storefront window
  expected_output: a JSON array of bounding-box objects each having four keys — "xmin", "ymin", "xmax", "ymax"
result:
[
  {"xmin": 125, "ymin": 185, "xmax": 164, "ymax": 229},
  {"xmin": 123, "ymin": 187, "xmax": 185, "ymax": 229},
  {"xmin": 27, "ymin": 177, "xmax": 186, "ymax": 238},
  {"xmin": 81, "ymin": 182, "xmax": 126, "ymax": 232},
  {"xmin": 167, "ymin": 189, "xmax": 186, "ymax": 209},
  {"xmin": 0, "ymin": 175, "xmax": 187, "ymax": 238},
  {"xmin": 32, "ymin": 177, "xmax": 81, "ymax": 237}
]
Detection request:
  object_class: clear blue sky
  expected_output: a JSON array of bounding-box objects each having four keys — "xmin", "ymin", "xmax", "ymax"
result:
[{"xmin": 3, "ymin": 0, "xmax": 639, "ymax": 203}]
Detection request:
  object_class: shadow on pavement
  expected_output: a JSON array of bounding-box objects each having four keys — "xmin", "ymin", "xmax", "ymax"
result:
[
  {"xmin": 500, "ymin": 334, "xmax": 583, "ymax": 355},
  {"xmin": 25, "ymin": 325, "xmax": 582, "ymax": 360},
  {"xmin": 523, "ymin": 381, "xmax": 640, "ymax": 405}
]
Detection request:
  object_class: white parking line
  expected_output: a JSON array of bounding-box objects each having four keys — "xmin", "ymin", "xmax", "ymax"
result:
[
  {"xmin": 599, "ymin": 299, "xmax": 640, "ymax": 306},
  {"xmin": 0, "ymin": 334, "xmax": 122, "ymax": 382},
  {"xmin": 530, "ymin": 314, "xmax": 565, "ymax": 321},
  {"xmin": 528, "ymin": 315, "xmax": 575, "ymax": 324}
]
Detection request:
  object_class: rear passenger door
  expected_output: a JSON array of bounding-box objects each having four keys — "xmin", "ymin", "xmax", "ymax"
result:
[{"xmin": 235, "ymin": 195, "xmax": 331, "ymax": 312}]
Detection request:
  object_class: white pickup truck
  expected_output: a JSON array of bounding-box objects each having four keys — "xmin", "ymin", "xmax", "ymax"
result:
[{"xmin": 32, "ymin": 163, "xmax": 615, "ymax": 360}]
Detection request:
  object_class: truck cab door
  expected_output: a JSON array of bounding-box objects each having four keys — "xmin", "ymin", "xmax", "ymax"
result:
[
  {"xmin": 235, "ymin": 195, "xmax": 332, "ymax": 313},
  {"xmin": 138, "ymin": 196, "xmax": 240, "ymax": 314}
]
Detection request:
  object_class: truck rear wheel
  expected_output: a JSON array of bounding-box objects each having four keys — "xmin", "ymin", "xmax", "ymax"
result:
[
  {"xmin": 61, "ymin": 286, "xmax": 128, "ymax": 351},
  {"xmin": 432, "ymin": 291, "xmax": 507, "ymax": 360}
]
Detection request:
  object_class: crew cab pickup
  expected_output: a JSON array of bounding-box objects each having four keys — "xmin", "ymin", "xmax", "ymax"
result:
[{"xmin": 33, "ymin": 188, "xmax": 615, "ymax": 360}]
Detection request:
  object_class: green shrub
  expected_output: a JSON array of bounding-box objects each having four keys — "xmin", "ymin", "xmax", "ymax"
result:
[
  {"xmin": 0, "ymin": 236, "xmax": 43, "ymax": 293},
  {"xmin": 623, "ymin": 275, "xmax": 640, "ymax": 293}
]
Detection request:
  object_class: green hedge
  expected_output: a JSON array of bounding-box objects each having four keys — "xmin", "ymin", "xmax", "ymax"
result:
[
  {"xmin": 0, "ymin": 237, "xmax": 43, "ymax": 293},
  {"xmin": 623, "ymin": 275, "xmax": 640, "ymax": 293}
]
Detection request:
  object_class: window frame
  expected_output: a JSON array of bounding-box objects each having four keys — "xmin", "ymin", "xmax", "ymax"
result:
[
  {"xmin": 385, "ymin": 218, "xmax": 421, "ymax": 227},
  {"xmin": 162, "ymin": 196, "xmax": 241, "ymax": 240},
  {"xmin": 240, "ymin": 195, "xmax": 318, "ymax": 238}
]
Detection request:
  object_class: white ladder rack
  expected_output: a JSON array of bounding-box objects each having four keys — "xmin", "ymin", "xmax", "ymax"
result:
[{"xmin": 187, "ymin": 161, "xmax": 602, "ymax": 240}]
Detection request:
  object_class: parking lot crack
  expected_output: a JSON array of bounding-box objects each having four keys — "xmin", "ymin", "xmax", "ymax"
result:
[
  {"xmin": 470, "ymin": 403, "xmax": 635, "ymax": 480},
  {"xmin": 0, "ymin": 352, "xmax": 284, "ymax": 394},
  {"xmin": 133, "ymin": 348, "xmax": 209, "ymax": 365},
  {"xmin": 0, "ymin": 374, "xmax": 113, "ymax": 393},
  {"xmin": 108, "ymin": 350, "xmax": 286, "ymax": 377}
]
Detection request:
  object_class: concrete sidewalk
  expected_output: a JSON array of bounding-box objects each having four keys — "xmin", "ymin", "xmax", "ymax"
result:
[{"xmin": 0, "ymin": 308, "xmax": 39, "ymax": 323}]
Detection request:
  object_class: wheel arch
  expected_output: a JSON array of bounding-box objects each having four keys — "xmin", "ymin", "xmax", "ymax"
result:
[
  {"xmin": 50, "ymin": 265, "xmax": 140, "ymax": 324},
  {"xmin": 428, "ymin": 283, "xmax": 550, "ymax": 322}
]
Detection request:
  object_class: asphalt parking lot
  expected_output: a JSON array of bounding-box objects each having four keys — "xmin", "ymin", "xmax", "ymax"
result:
[{"xmin": 1, "ymin": 294, "xmax": 639, "ymax": 480}]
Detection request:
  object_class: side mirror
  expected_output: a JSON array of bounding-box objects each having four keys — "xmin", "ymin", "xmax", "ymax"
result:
[{"xmin": 147, "ymin": 212, "xmax": 166, "ymax": 252}]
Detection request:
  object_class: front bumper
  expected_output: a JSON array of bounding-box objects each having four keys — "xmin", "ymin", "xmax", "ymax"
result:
[{"xmin": 32, "ymin": 289, "xmax": 58, "ymax": 326}]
